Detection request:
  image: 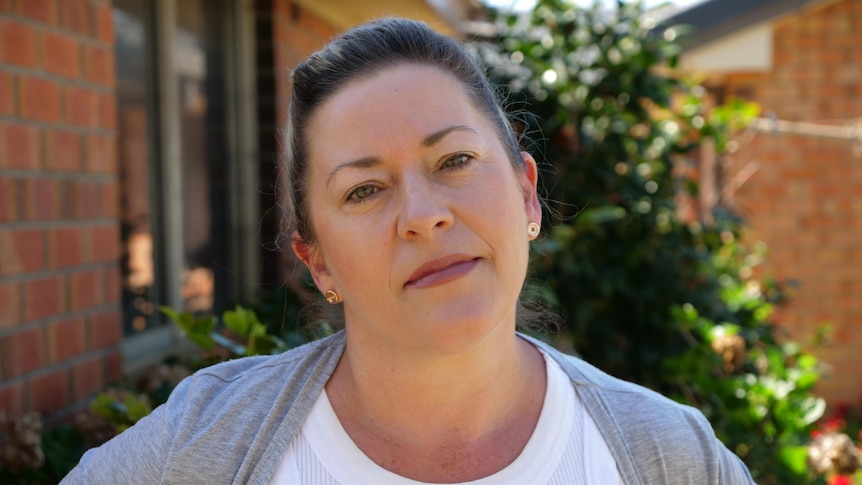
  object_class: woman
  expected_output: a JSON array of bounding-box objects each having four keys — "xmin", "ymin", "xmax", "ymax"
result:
[{"xmin": 63, "ymin": 18, "xmax": 755, "ymax": 484}]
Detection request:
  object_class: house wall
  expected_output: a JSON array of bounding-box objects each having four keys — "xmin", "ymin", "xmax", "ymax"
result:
[
  {"xmin": 0, "ymin": 0, "xmax": 342, "ymax": 417},
  {"xmin": 723, "ymin": 0, "xmax": 862, "ymax": 405},
  {"xmin": 0, "ymin": 0, "xmax": 123, "ymax": 416}
]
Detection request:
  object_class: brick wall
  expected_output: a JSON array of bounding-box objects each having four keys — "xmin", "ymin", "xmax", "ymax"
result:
[
  {"xmin": 0, "ymin": 0, "xmax": 122, "ymax": 417},
  {"xmin": 725, "ymin": 0, "xmax": 862, "ymax": 405}
]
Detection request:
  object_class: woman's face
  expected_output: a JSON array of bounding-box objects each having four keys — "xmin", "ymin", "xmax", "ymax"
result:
[{"xmin": 294, "ymin": 64, "xmax": 541, "ymax": 355}]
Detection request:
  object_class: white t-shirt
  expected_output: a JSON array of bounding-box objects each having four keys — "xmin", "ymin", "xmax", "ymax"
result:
[{"xmin": 269, "ymin": 352, "xmax": 621, "ymax": 484}]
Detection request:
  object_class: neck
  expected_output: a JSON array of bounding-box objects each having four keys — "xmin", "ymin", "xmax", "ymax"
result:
[{"xmin": 326, "ymin": 325, "xmax": 546, "ymax": 446}]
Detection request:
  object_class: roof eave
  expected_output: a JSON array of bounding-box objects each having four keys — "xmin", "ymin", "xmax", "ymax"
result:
[{"xmin": 660, "ymin": 0, "xmax": 819, "ymax": 50}]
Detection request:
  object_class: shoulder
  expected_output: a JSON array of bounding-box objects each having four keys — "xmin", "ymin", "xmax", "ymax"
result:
[
  {"xmin": 61, "ymin": 333, "xmax": 346, "ymax": 484},
  {"xmin": 547, "ymin": 346, "xmax": 710, "ymax": 445},
  {"xmin": 172, "ymin": 330, "xmax": 345, "ymax": 413},
  {"xmin": 525, "ymin": 335, "xmax": 754, "ymax": 484},
  {"xmin": 161, "ymin": 331, "xmax": 345, "ymax": 482}
]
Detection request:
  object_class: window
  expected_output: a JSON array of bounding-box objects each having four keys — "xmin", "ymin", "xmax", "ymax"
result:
[{"xmin": 112, "ymin": 0, "xmax": 258, "ymax": 371}]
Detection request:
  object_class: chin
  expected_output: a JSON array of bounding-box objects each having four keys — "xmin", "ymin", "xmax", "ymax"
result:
[{"xmin": 411, "ymin": 301, "xmax": 517, "ymax": 353}]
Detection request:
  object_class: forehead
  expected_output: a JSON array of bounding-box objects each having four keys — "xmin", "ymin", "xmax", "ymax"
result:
[{"xmin": 305, "ymin": 64, "xmax": 494, "ymax": 163}]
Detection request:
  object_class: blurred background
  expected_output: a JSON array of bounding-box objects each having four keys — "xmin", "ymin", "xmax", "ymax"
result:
[{"xmin": 1, "ymin": 0, "xmax": 860, "ymax": 483}]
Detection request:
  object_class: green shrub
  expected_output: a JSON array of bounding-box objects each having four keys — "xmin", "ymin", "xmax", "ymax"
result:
[{"xmin": 478, "ymin": 0, "xmax": 840, "ymax": 482}]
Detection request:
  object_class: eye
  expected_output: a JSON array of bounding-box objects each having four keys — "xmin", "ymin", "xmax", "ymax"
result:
[
  {"xmin": 346, "ymin": 184, "xmax": 379, "ymax": 203},
  {"xmin": 440, "ymin": 153, "xmax": 474, "ymax": 170}
]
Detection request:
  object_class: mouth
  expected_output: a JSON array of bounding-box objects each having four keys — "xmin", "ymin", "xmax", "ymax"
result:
[{"xmin": 405, "ymin": 254, "xmax": 481, "ymax": 289}]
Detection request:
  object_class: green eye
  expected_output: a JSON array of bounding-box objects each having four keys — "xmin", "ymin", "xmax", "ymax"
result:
[
  {"xmin": 442, "ymin": 154, "xmax": 471, "ymax": 169},
  {"xmin": 348, "ymin": 184, "xmax": 377, "ymax": 201}
]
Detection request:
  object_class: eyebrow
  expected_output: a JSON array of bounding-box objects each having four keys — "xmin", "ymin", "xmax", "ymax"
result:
[
  {"xmin": 325, "ymin": 125, "xmax": 478, "ymax": 185},
  {"xmin": 421, "ymin": 125, "xmax": 477, "ymax": 147}
]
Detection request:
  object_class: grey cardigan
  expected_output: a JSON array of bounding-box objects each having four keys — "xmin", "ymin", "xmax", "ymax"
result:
[{"xmin": 62, "ymin": 331, "xmax": 755, "ymax": 484}]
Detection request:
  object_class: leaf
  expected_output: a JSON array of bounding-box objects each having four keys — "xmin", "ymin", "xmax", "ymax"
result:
[
  {"xmin": 799, "ymin": 397, "xmax": 825, "ymax": 426},
  {"xmin": 797, "ymin": 354, "xmax": 817, "ymax": 370},
  {"xmin": 778, "ymin": 445, "xmax": 809, "ymax": 476},
  {"xmin": 577, "ymin": 206, "xmax": 626, "ymax": 225},
  {"xmin": 159, "ymin": 306, "xmax": 181, "ymax": 323},
  {"xmin": 247, "ymin": 334, "xmax": 284, "ymax": 356},
  {"xmin": 223, "ymin": 306, "xmax": 255, "ymax": 337},
  {"xmin": 161, "ymin": 307, "xmax": 217, "ymax": 351}
]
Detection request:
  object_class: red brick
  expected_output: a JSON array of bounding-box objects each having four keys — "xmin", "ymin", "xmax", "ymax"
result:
[
  {"xmin": 30, "ymin": 369, "xmax": 68, "ymax": 411},
  {"xmin": 59, "ymin": 0, "xmax": 92, "ymax": 36},
  {"xmin": 0, "ymin": 122, "xmax": 41, "ymax": 169},
  {"xmin": 274, "ymin": 0, "xmax": 291, "ymax": 19},
  {"xmin": 90, "ymin": 310, "xmax": 121, "ymax": 350},
  {"xmin": 24, "ymin": 276, "xmax": 64, "ymax": 321},
  {"xmin": 0, "ymin": 71, "xmax": 13, "ymax": 116},
  {"xmin": 49, "ymin": 317, "xmax": 86, "ymax": 362},
  {"xmin": 18, "ymin": 0, "xmax": 55, "ymax": 24},
  {"xmin": 63, "ymin": 180, "xmax": 98, "ymax": 219},
  {"xmin": 813, "ymin": 184, "xmax": 839, "ymax": 197},
  {"xmin": 22, "ymin": 177, "xmax": 60, "ymax": 221},
  {"xmin": 45, "ymin": 129, "xmax": 81, "ymax": 171},
  {"xmin": 64, "ymin": 85, "xmax": 98, "ymax": 127},
  {"xmin": 99, "ymin": 91, "xmax": 116, "ymax": 130},
  {"xmin": 102, "ymin": 265, "xmax": 120, "ymax": 303},
  {"xmin": 297, "ymin": 7, "xmax": 336, "ymax": 40},
  {"xmin": 20, "ymin": 75, "xmax": 61, "ymax": 122},
  {"xmin": 0, "ymin": 175, "xmax": 18, "ymax": 222},
  {"xmin": 69, "ymin": 269, "xmax": 101, "ymax": 311},
  {"xmin": 0, "ymin": 20, "xmax": 39, "ymax": 68},
  {"xmin": 282, "ymin": 28, "xmax": 323, "ymax": 58},
  {"xmin": 0, "ymin": 0, "xmax": 14, "ymax": 12},
  {"xmin": 0, "ymin": 281, "xmax": 19, "ymax": 329},
  {"xmin": 96, "ymin": 4, "xmax": 113, "ymax": 43},
  {"xmin": 72, "ymin": 357, "xmax": 103, "ymax": 400},
  {"xmin": 1, "ymin": 328, "xmax": 45, "ymax": 377},
  {"xmin": 49, "ymin": 226, "xmax": 83, "ymax": 268},
  {"xmin": 100, "ymin": 181, "xmax": 118, "ymax": 218},
  {"xmin": 0, "ymin": 229, "xmax": 45, "ymax": 275},
  {"xmin": 105, "ymin": 350, "xmax": 122, "ymax": 384},
  {"xmin": 83, "ymin": 45, "xmax": 114, "ymax": 87},
  {"xmin": 0, "ymin": 383, "xmax": 26, "ymax": 416},
  {"xmin": 89, "ymin": 224, "xmax": 120, "ymax": 262},
  {"xmin": 43, "ymin": 32, "xmax": 80, "ymax": 78},
  {"xmin": 84, "ymin": 134, "xmax": 115, "ymax": 173}
]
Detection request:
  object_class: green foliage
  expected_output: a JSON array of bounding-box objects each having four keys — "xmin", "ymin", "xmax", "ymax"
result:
[
  {"xmin": 480, "ymin": 0, "xmax": 830, "ymax": 482},
  {"xmin": 88, "ymin": 391, "xmax": 153, "ymax": 434},
  {"xmin": 1, "ymin": 297, "xmax": 317, "ymax": 484},
  {"xmin": 161, "ymin": 305, "xmax": 288, "ymax": 358},
  {"xmin": 39, "ymin": 424, "xmax": 85, "ymax": 483},
  {"xmin": 160, "ymin": 306, "xmax": 218, "ymax": 351}
]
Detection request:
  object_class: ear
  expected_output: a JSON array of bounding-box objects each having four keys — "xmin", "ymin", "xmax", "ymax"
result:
[
  {"xmin": 517, "ymin": 152, "xmax": 542, "ymax": 227},
  {"xmin": 290, "ymin": 231, "xmax": 333, "ymax": 293}
]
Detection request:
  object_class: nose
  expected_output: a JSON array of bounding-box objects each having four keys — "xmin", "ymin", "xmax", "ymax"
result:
[{"xmin": 396, "ymin": 173, "xmax": 453, "ymax": 239}]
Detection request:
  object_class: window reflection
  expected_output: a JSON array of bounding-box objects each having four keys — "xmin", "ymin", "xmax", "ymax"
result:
[
  {"xmin": 114, "ymin": 0, "xmax": 233, "ymax": 331},
  {"xmin": 114, "ymin": 0, "xmax": 159, "ymax": 334},
  {"xmin": 175, "ymin": 0, "xmax": 230, "ymax": 315}
]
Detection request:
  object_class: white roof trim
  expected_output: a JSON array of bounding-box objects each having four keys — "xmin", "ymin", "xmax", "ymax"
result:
[{"xmin": 680, "ymin": 21, "xmax": 773, "ymax": 73}]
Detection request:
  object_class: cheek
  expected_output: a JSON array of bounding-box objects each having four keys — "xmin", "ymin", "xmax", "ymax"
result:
[
  {"xmin": 465, "ymin": 176, "xmax": 530, "ymax": 257},
  {"xmin": 319, "ymin": 217, "xmax": 393, "ymax": 285}
]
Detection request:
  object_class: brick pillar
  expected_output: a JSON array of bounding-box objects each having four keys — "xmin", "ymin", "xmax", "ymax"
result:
[
  {"xmin": 0, "ymin": 0, "xmax": 122, "ymax": 417},
  {"xmin": 257, "ymin": 0, "xmax": 336, "ymax": 290}
]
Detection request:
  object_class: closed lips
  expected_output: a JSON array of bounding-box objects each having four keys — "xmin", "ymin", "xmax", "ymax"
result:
[{"xmin": 405, "ymin": 255, "xmax": 480, "ymax": 288}]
